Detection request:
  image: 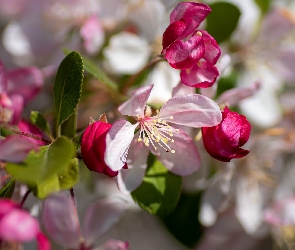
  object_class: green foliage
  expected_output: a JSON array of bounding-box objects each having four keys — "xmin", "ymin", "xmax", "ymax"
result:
[
  {"xmin": 0, "ymin": 179, "xmax": 15, "ymax": 199},
  {"xmin": 30, "ymin": 111, "xmax": 51, "ymax": 136},
  {"xmin": 61, "ymin": 111, "xmax": 77, "ymax": 138},
  {"xmin": 83, "ymin": 55, "xmax": 118, "ymax": 91},
  {"xmin": 206, "ymin": 2, "xmax": 241, "ymax": 43},
  {"xmin": 255, "ymin": 0, "xmax": 271, "ymax": 15},
  {"xmin": 54, "ymin": 51, "xmax": 84, "ymax": 135},
  {"xmin": 132, "ymin": 154, "xmax": 182, "ymax": 217},
  {"xmin": 6, "ymin": 137, "xmax": 77, "ymax": 199}
]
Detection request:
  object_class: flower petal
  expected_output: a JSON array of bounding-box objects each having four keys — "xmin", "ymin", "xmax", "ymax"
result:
[
  {"xmin": 10, "ymin": 94, "xmax": 24, "ymax": 125},
  {"xmin": 105, "ymin": 120, "xmax": 137, "ymax": 171},
  {"xmin": 180, "ymin": 61, "xmax": 219, "ymax": 88},
  {"xmin": 0, "ymin": 210, "xmax": 39, "ymax": 242},
  {"xmin": 156, "ymin": 128, "xmax": 200, "ymax": 176},
  {"xmin": 172, "ymin": 81, "xmax": 195, "ymax": 97},
  {"xmin": 162, "ymin": 19, "xmax": 186, "ymax": 51},
  {"xmin": 159, "ymin": 94, "xmax": 222, "ymax": 127},
  {"xmin": 83, "ymin": 197, "xmax": 127, "ymax": 246},
  {"xmin": 118, "ymin": 85, "xmax": 153, "ymax": 117},
  {"xmin": 0, "ymin": 61, "xmax": 7, "ymax": 92},
  {"xmin": 199, "ymin": 30, "xmax": 221, "ymax": 65},
  {"xmin": 164, "ymin": 35, "xmax": 204, "ymax": 70},
  {"xmin": 115, "ymin": 139, "xmax": 149, "ymax": 194},
  {"xmin": 99, "ymin": 239, "xmax": 129, "ymax": 250},
  {"xmin": 36, "ymin": 232, "xmax": 51, "ymax": 250},
  {"xmin": 0, "ymin": 135, "xmax": 36, "ymax": 163},
  {"xmin": 170, "ymin": 2, "xmax": 211, "ymax": 39},
  {"xmin": 7, "ymin": 67, "xmax": 43, "ymax": 104},
  {"xmin": 42, "ymin": 192, "xmax": 80, "ymax": 249}
]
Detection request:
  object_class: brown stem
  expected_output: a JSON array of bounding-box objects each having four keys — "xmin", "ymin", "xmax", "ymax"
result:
[
  {"xmin": 19, "ymin": 190, "xmax": 31, "ymax": 208},
  {"xmin": 9, "ymin": 127, "xmax": 51, "ymax": 144},
  {"xmin": 122, "ymin": 56, "xmax": 165, "ymax": 95}
]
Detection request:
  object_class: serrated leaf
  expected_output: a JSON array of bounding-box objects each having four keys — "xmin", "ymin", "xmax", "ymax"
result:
[
  {"xmin": 6, "ymin": 137, "xmax": 75, "ymax": 185},
  {"xmin": 83, "ymin": 56, "xmax": 118, "ymax": 91},
  {"xmin": 0, "ymin": 179, "xmax": 15, "ymax": 198},
  {"xmin": 131, "ymin": 154, "xmax": 182, "ymax": 217},
  {"xmin": 54, "ymin": 51, "xmax": 84, "ymax": 134},
  {"xmin": 30, "ymin": 111, "xmax": 51, "ymax": 135},
  {"xmin": 31, "ymin": 158, "xmax": 79, "ymax": 199},
  {"xmin": 206, "ymin": 2, "xmax": 241, "ymax": 43},
  {"xmin": 61, "ymin": 111, "xmax": 77, "ymax": 138}
]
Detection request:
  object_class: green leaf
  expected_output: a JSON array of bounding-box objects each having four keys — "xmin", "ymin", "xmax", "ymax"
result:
[
  {"xmin": 61, "ymin": 111, "xmax": 77, "ymax": 138},
  {"xmin": 255, "ymin": 0, "xmax": 271, "ymax": 15},
  {"xmin": 58, "ymin": 158, "xmax": 79, "ymax": 190},
  {"xmin": 206, "ymin": 2, "xmax": 241, "ymax": 43},
  {"xmin": 0, "ymin": 179, "xmax": 15, "ymax": 199},
  {"xmin": 131, "ymin": 154, "xmax": 182, "ymax": 217},
  {"xmin": 30, "ymin": 111, "xmax": 52, "ymax": 136},
  {"xmin": 6, "ymin": 137, "xmax": 75, "ymax": 185},
  {"xmin": 72, "ymin": 130, "xmax": 84, "ymax": 149},
  {"xmin": 82, "ymin": 56, "xmax": 118, "ymax": 91},
  {"xmin": 54, "ymin": 51, "xmax": 84, "ymax": 134}
]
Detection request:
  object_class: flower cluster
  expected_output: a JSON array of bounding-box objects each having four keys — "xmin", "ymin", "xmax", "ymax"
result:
[{"xmin": 162, "ymin": 2, "xmax": 221, "ymax": 88}]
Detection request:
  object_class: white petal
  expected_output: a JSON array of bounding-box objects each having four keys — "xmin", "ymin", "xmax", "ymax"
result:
[
  {"xmin": 159, "ymin": 94, "xmax": 222, "ymax": 127},
  {"xmin": 42, "ymin": 192, "xmax": 80, "ymax": 249},
  {"xmin": 105, "ymin": 120, "xmax": 137, "ymax": 171},
  {"xmin": 83, "ymin": 197, "xmax": 127, "ymax": 246},
  {"xmin": 118, "ymin": 85, "xmax": 153, "ymax": 117},
  {"xmin": 115, "ymin": 139, "xmax": 149, "ymax": 194}
]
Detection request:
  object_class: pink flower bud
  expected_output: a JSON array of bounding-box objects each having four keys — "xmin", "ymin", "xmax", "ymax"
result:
[
  {"xmin": 201, "ymin": 107, "xmax": 251, "ymax": 162},
  {"xmin": 81, "ymin": 121, "xmax": 120, "ymax": 177},
  {"xmin": 0, "ymin": 92, "xmax": 13, "ymax": 124}
]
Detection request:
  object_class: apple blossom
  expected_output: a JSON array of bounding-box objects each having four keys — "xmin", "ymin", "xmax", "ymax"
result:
[
  {"xmin": 0, "ymin": 199, "xmax": 50, "ymax": 250},
  {"xmin": 161, "ymin": 2, "xmax": 221, "ymax": 87},
  {"xmin": 104, "ymin": 84, "xmax": 222, "ymax": 193},
  {"xmin": 81, "ymin": 119, "xmax": 127, "ymax": 177},
  {"xmin": 201, "ymin": 107, "xmax": 251, "ymax": 162},
  {"xmin": 42, "ymin": 192, "xmax": 128, "ymax": 250}
]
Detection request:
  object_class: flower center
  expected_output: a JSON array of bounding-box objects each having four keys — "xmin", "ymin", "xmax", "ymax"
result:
[{"xmin": 136, "ymin": 107, "xmax": 178, "ymax": 153}]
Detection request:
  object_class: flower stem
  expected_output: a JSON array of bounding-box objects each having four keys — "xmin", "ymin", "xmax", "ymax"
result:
[
  {"xmin": 9, "ymin": 127, "xmax": 52, "ymax": 144},
  {"xmin": 19, "ymin": 190, "xmax": 31, "ymax": 208}
]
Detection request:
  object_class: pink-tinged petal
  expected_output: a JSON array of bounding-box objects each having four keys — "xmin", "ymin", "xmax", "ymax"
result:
[
  {"xmin": 0, "ymin": 200, "xmax": 18, "ymax": 219},
  {"xmin": 0, "ymin": 61, "xmax": 7, "ymax": 92},
  {"xmin": 164, "ymin": 35, "xmax": 204, "ymax": 70},
  {"xmin": 199, "ymin": 30, "xmax": 221, "ymax": 65},
  {"xmin": 159, "ymin": 94, "xmax": 222, "ymax": 127},
  {"xmin": 0, "ymin": 92, "xmax": 14, "ymax": 124},
  {"xmin": 83, "ymin": 197, "xmax": 127, "ymax": 246},
  {"xmin": 10, "ymin": 94, "xmax": 24, "ymax": 125},
  {"xmin": 100, "ymin": 239, "xmax": 129, "ymax": 250},
  {"xmin": 80, "ymin": 15, "xmax": 104, "ymax": 55},
  {"xmin": 118, "ymin": 85, "xmax": 153, "ymax": 117},
  {"xmin": 170, "ymin": 2, "xmax": 211, "ymax": 39},
  {"xmin": 18, "ymin": 120, "xmax": 46, "ymax": 146},
  {"xmin": 115, "ymin": 139, "xmax": 149, "ymax": 194},
  {"xmin": 0, "ymin": 135, "xmax": 36, "ymax": 163},
  {"xmin": 264, "ymin": 196, "xmax": 295, "ymax": 226},
  {"xmin": 156, "ymin": 128, "xmax": 200, "ymax": 176},
  {"xmin": 105, "ymin": 120, "xmax": 137, "ymax": 171},
  {"xmin": 6, "ymin": 67, "xmax": 43, "ymax": 104},
  {"xmin": 162, "ymin": 19, "xmax": 186, "ymax": 51},
  {"xmin": 0, "ymin": 210, "xmax": 39, "ymax": 242},
  {"xmin": 42, "ymin": 192, "xmax": 80, "ymax": 249},
  {"xmin": 180, "ymin": 61, "xmax": 219, "ymax": 88},
  {"xmin": 217, "ymin": 82, "xmax": 261, "ymax": 106},
  {"xmin": 36, "ymin": 232, "xmax": 50, "ymax": 250},
  {"xmin": 172, "ymin": 81, "xmax": 195, "ymax": 97},
  {"xmin": 272, "ymin": 49, "xmax": 295, "ymax": 82}
]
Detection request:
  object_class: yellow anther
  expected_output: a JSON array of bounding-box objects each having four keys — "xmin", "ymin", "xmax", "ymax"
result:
[
  {"xmin": 171, "ymin": 150, "xmax": 175, "ymax": 153},
  {"xmin": 196, "ymin": 31, "xmax": 202, "ymax": 36},
  {"xmin": 170, "ymin": 116, "xmax": 173, "ymax": 119},
  {"xmin": 138, "ymin": 138, "xmax": 142, "ymax": 142}
]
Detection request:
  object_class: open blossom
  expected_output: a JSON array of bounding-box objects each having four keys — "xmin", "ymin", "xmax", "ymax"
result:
[
  {"xmin": 162, "ymin": 2, "xmax": 221, "ymax": 87},
  {"xmin": 42, "ymin": 192, "xmax": 128, "ymax": 250},
  {"xmin": 81, "ymin": 118, "xmax": 127, "ymax": 177},
  {"xmin": 201, "ymin": 107, "xmax": 251, "ymax": 162},
  {"xmin": 0, "ymin": 199, "xmax": 50, "ymax": 250},
  {"xmin": 104, "ymin": 84, "xmax": 222, "ymax": 193}
]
